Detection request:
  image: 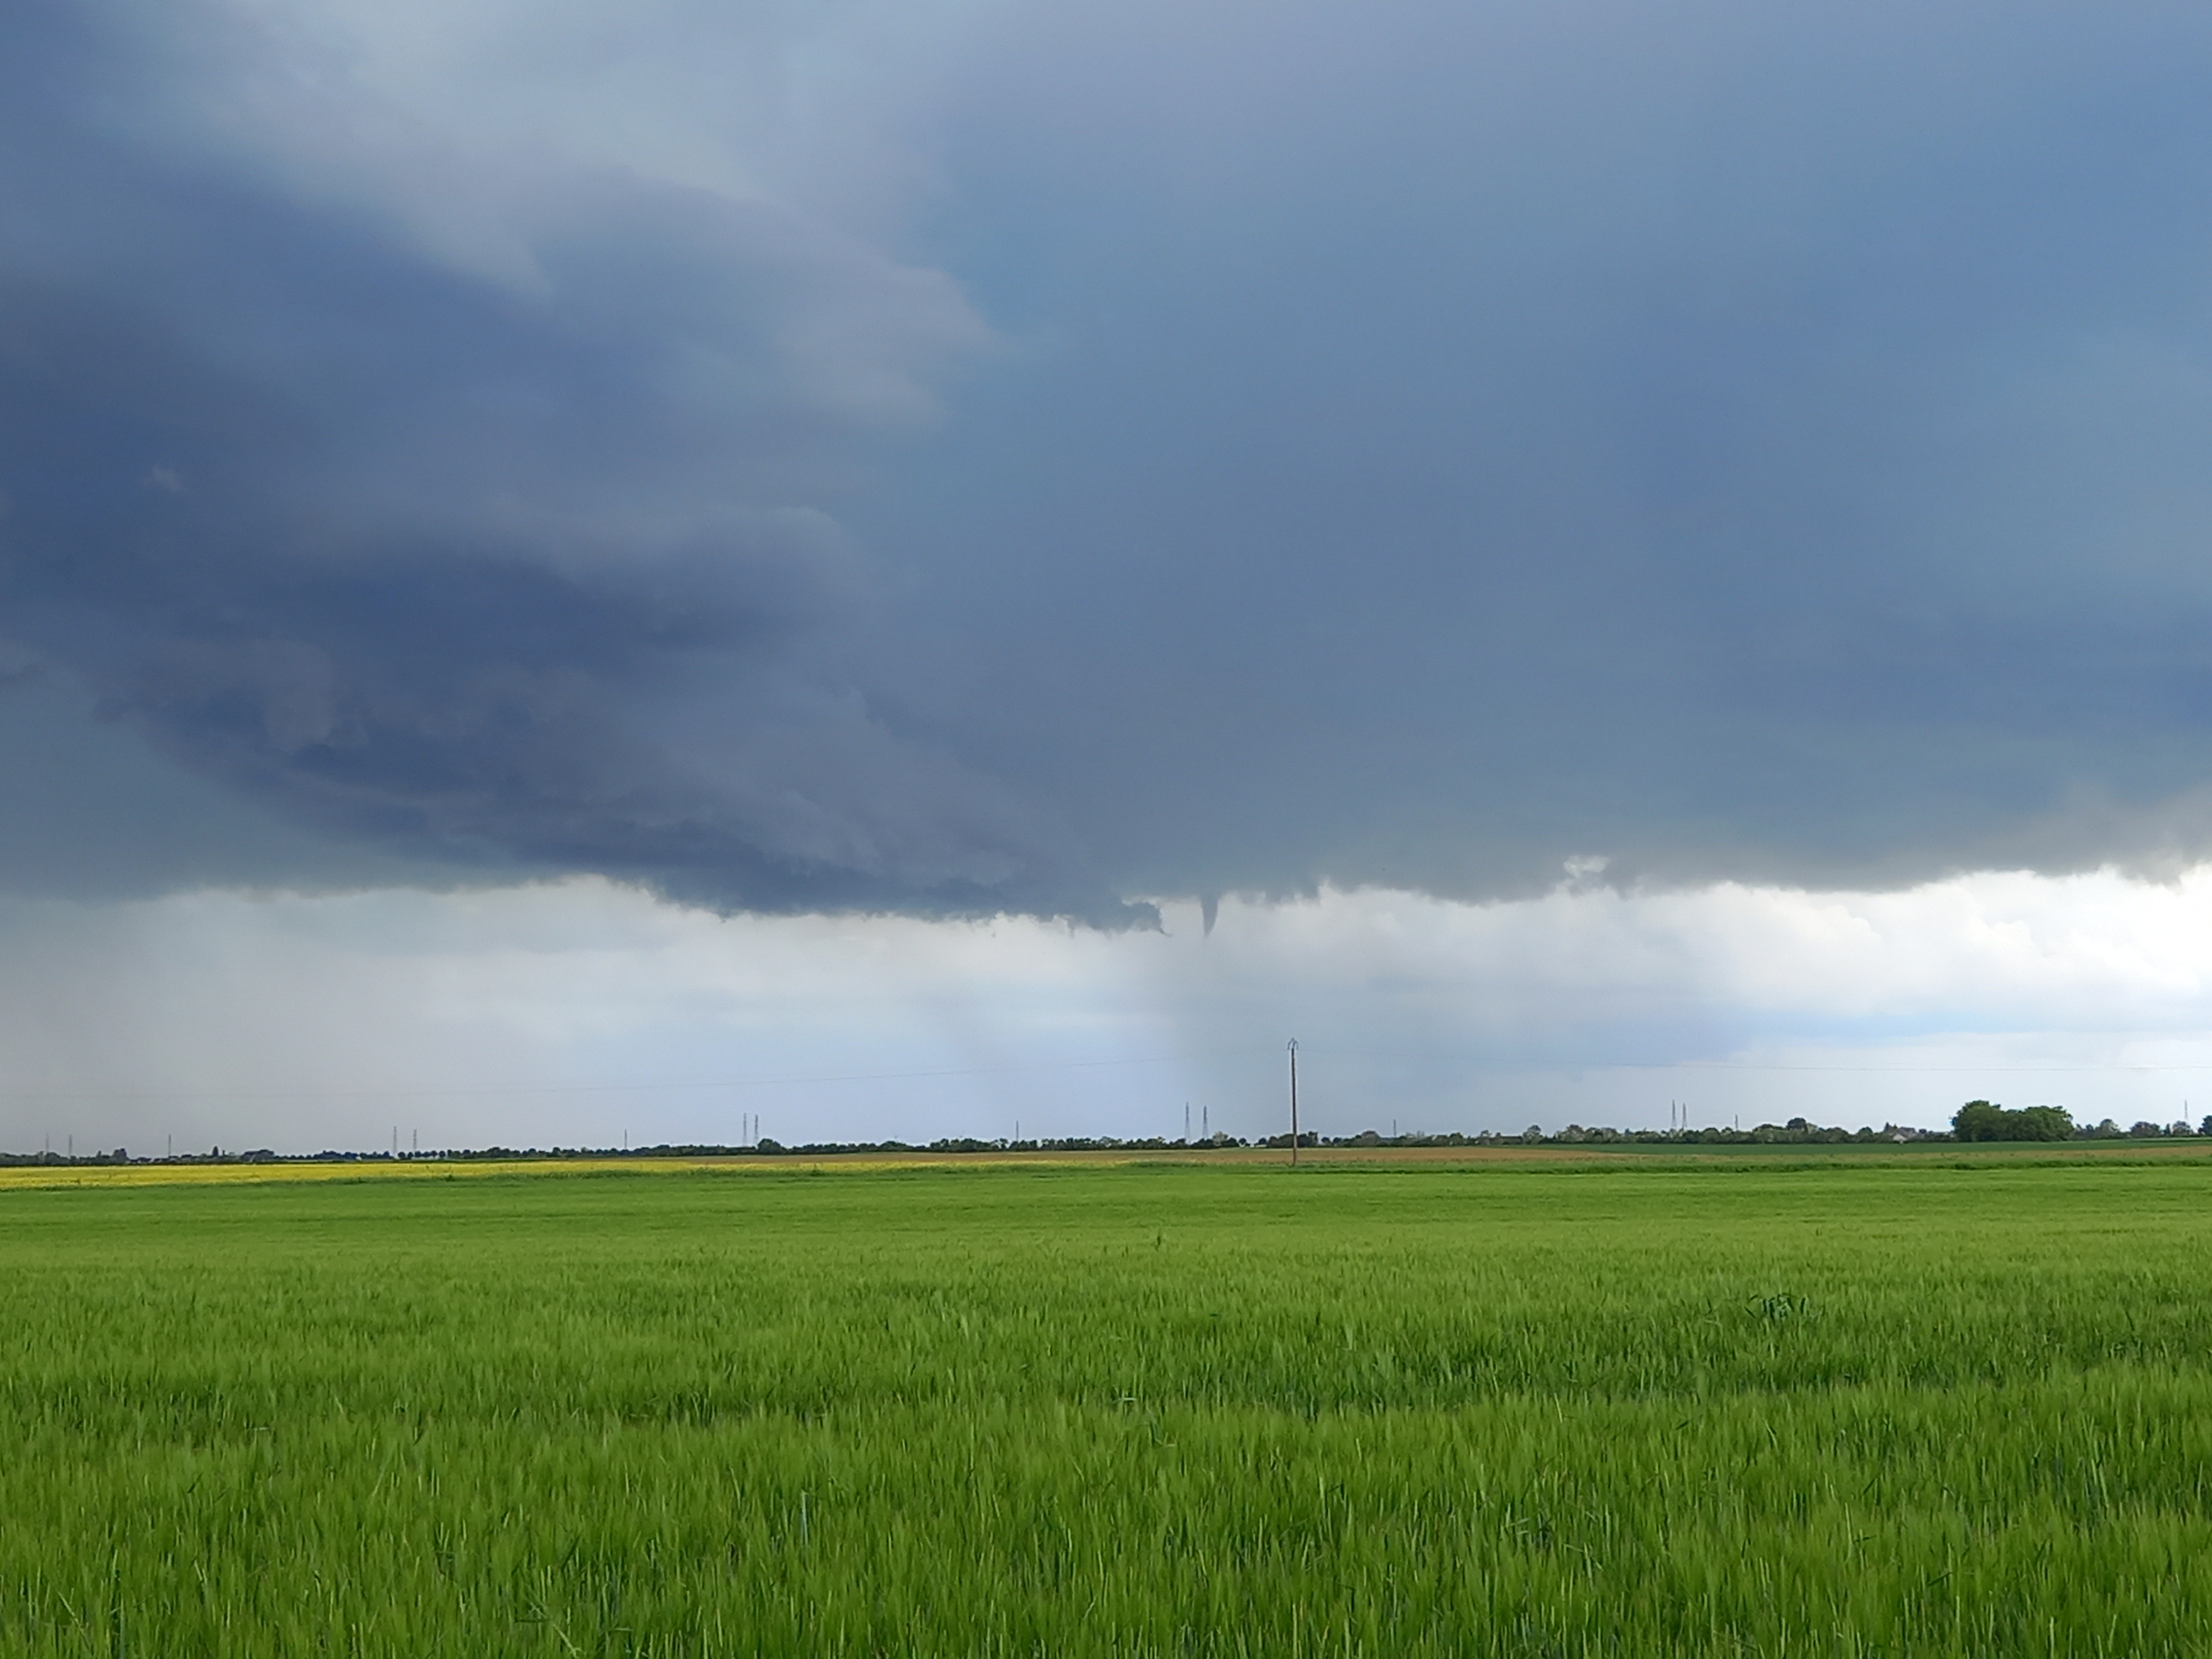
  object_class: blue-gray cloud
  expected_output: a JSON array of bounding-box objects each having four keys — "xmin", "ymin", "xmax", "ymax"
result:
[{"xmin": 7, "ymin": 0, "xmax": 2212, "ymax": 917}]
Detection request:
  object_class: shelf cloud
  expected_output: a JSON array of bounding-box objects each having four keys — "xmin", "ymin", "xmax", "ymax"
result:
[{"xmin": 7, "ymin": 0, "xmax": 2212, "ymax": 922}]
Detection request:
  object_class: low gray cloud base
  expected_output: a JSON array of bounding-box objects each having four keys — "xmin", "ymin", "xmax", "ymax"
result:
[{"xmin": 7, "ymin": 0, "xmax": 2212, "ymax": 917}]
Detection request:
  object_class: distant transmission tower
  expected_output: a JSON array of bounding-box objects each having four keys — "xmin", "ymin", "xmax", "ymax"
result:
[{"xmin": 1287, "ymin": 1039, "xmax": 1300, "ymax": 1166}]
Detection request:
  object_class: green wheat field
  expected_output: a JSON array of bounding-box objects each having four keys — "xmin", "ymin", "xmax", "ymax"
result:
[{"xmin": 4, "ymin": 1150, "xmax": 2212, "ymax": 1656}]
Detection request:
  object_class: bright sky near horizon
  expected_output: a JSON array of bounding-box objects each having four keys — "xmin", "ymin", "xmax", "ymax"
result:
[{"xmin": 6, "ymin": 1, "xmax": 2212, "ymax": 1150}]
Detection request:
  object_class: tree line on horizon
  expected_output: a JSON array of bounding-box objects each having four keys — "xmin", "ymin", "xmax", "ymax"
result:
[
  {"xmin": 1947, "ymin": 1099, "xmax": 2209, "ymax": 1142},
  {"xmin": 3, "ymin": 1103, "xmax": 2205, "ymax": 1166}
]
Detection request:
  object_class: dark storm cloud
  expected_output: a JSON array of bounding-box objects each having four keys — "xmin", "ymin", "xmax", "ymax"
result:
[
  {"xmin": 0, "ymin": 0, "xmax": 1112, "ymax": 917},
  {"xmin": 865, "ymin": 0, "xmax": 2212, "ymax": 901},
  {"xmin": 7, "ymin": 0, "xmax": 2212, "ymax": 916}
]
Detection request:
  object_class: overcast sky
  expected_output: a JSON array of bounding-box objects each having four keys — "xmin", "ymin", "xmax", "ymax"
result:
[{"xmin": 6, "ymin": 0, "xmax": 2212, "ymax": 1150}]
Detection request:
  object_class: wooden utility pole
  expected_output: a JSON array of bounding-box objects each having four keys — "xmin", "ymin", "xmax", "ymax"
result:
[{"xmin": 1287, "ymin": 1039, "xmax": 1300, "ymax": 1166}]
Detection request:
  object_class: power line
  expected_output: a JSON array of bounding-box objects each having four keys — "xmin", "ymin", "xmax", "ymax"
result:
[
  {"xmin": 1584, "ymin": 1061, "xmax": 2212, "ymax": 1076},
  {"xmin": 0, "ymin": 1050, "xmax": 1208, "ymax": 1104},
  {"xmin": 5, "ymin": 1051, "xmax": 2211, "ymax": 1106}
]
